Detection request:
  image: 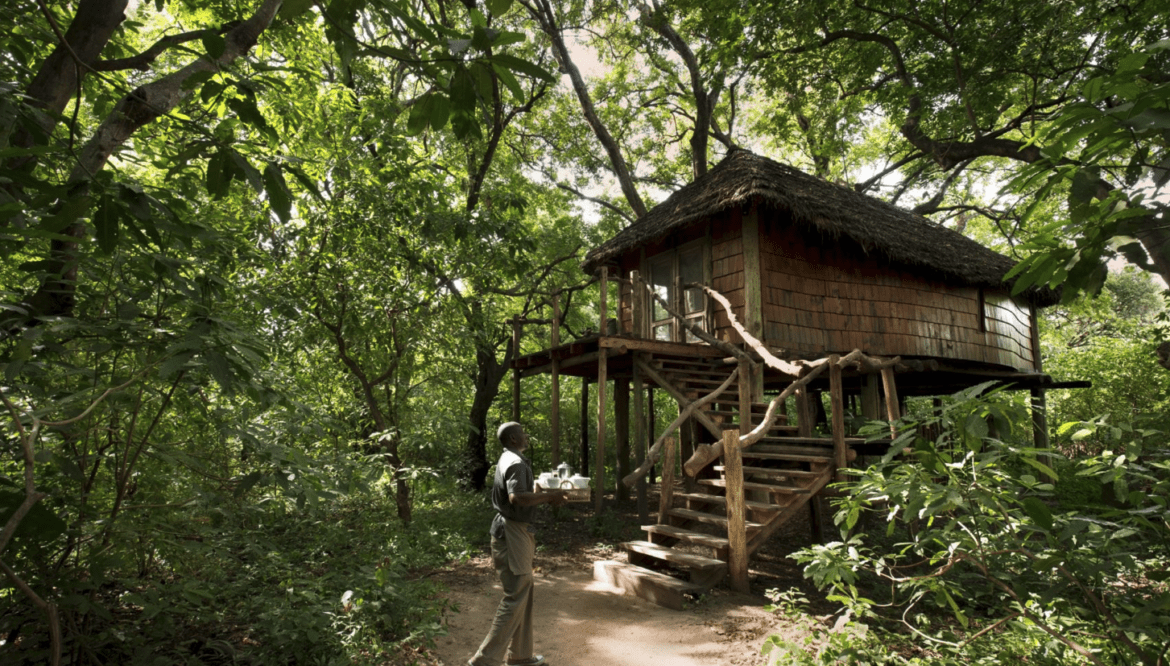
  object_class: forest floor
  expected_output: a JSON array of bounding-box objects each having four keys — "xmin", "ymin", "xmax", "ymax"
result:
[{"xmin": 415, "ymin": 484, "xmax": 838, "ymax": 666}]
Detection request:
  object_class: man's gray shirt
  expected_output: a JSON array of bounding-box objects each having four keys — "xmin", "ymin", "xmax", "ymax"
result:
[{"xmin": 490, "ymin": 448, "xmax": 535, "ymax": 539}]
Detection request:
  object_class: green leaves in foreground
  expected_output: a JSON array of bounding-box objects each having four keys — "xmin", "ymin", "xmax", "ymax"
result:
[{"xmin": 789, "ymin": 389, "xmax": 1170, "ymax": 666}]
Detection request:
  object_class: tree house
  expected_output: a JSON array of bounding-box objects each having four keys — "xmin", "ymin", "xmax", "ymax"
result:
[{"xmin": 512, "ymin": 150, "xmax": 1073, "ymax": 609}]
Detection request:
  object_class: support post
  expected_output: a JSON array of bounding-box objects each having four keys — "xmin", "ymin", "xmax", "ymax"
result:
[
  {"xmin": 738, "ymin": 359, "xmax": 753, "ymax": 434},
  {"xmin": 657, "ymin": 436, "xmax": 676, "ymax": 524},
  {"xmin": 808, "ymin": 497, "xmax": 824, "ymax": 544},
  {"xmin": 615, "ymin": 378, "xmax": 630, "ymax": 501},
  {"xmin": 679, "ymin": 416, "xmax": 696, "ymax": 493},
  {"xmin": 511, "ymin": 314, "xmax": 521, "ymax": 422},
  {"xmin": 1031, "ymin": 387, "xmax": 1051, "ymax": 478},
  {"xmin": 829, "ymin": 355, "xmax": 847, "ymax": 484},
  {"xmin": 861, "ymin": 374, "xmax": 881, "ymax": 420},
  {"xmin": 551, "ymin": 294, "xmax": 561, "ymax": 466},
  {"xmin": 633, "ymin": 355, "xmax": 649, "ymax": 522},
  {"xmin": 596, "ymin": 267, "xmax": 608, "ymax": 512},
  {"xmin": 723, "ymin": 429, "xmax": 749, "ymax": 593},
  {"xmin": 881, "ymin": 366, "xmax": 901, "ymax": 440},
  {"xmin": 580, "ymin": 378, "xmax": 589, "ymax": 477},
  {"xmin": 673, "ymin": 272, "xmax": 683, "ymax": 342},
  {"xmin": 1029, "ymin": 305, "xmax": 1052, "ymax": 479},
  {"xmin": 631, "ymin": 269, "xmax": 644, "ymax": 340},
  {"xmin": 647, "ymin": 387, "xmax": 656, "ymax": 484},
  {"xmin": 795, "ymin": 387, "xmax": 813, "ymax": 438}
]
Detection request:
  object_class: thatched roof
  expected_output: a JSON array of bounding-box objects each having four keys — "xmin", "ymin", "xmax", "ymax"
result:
[{"xmin": 583, "ymin": 150, "xmax": 1057, "ymax": 306}]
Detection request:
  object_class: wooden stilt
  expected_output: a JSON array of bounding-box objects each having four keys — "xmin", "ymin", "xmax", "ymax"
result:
[
  {"xmin": 861, "ymin": 373, "xmax": 881, "ymax": 420},
  {"xmin": 631, "ymin": 270, "xmax": 649, "ymax": 519},
  {"xmin": 648, "ymin": 387, "xmax": 656, "ymax": 485},
  {"xmin": 596, "ymin": 350, "xmax": 607, "ymax": 512},
  {"xmin": 551, "ymin": 294, "xmax": 561, "ymax": 466},
  {"xmin": 1031, "ymin": 387, "xmax": 1051, "ymax": 479},
  {"xmin": 881, "ymin": 366, "xmax": 901, "ymax": 440},
  {"xmin": 512, "ymin": 314, "xmax": 521, "ymax": 422},
  {"xmin": 808, "ymin": 497, "xmax": 824, "ymax": 544},
  {"xmin": 796, "ymin": 388, "xmax": 813, "ymax": 438},
  {"xmin": 615, "ymin": 378, "xmax": 630, "ymax": 501},
  {"xmin": 657, "ymin": 436, "xmax": 676, "ymax": 524},
  {"xmin": 679, "ymin": 417, "xmax": 696, "ymax": 493},
  {"xmin": 596, "ymin": 267, "xmax": 608, "ymax": 513},
  {"xmin": 1028, "ymin": 304, "xmax": 1052, "ymax": 480},
  {"xmin": 580, "ymin": 378, "xmax": 589, "ymax": 477},
  {"xmin": 633, "ymin": 355, "xmax": 648, "ymax": 523},
  {"xmin": 723, "ymin": 428, "xmax": 749, "ymax": 593},
  {"xmin": 738, "ymin": 359, "xmax": 752, "ymax": 433},
  {"xmin": 829, "ymin": 355, "xmax": 847, "ymax": 484}
]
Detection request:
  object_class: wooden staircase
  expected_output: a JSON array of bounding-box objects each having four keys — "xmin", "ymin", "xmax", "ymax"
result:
[{"xmin": 593, "ymin": 355, "xmax": 843, "ymax": 610}]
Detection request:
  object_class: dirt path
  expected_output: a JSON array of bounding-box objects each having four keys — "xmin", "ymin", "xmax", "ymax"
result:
[
  {"xmin": 431, "ymin": 555, "xmax": 791, "ymax": 666},
  {"xmin": 423, "ymin": 496, "xmax": 829, "ymax": 666}
]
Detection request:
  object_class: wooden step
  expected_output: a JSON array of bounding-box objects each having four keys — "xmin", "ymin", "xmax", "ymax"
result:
[
  {"xmin": 593, "ymin": 560, "xmax": 703, "ymax": 611},
  {"xmin": 667, "ymin": 507, "xmax": 765, "ymax": 531},
  {"xmin": 715, "ymin": 465, "xmax": 827, "ymax": 479},
  {"xmin": 740, "ymin": 451, "xmax": 834, "ymax": 464},
  {"xmin": 675, "ymin": 492, "xmax": 784, "ymax": 513},
  {"xmin": 669, "ymin": 374, "xmax": 739, "ymax": 385},
  {"xmin": 622, "ymin": 540, "xmax": 727, "ymax": 586},
  {"xmin": 643, "ymin": 524, "xmax": 730, "ymax": 551},
  {"xmin": 656, "ymin": 358, "xmax": 731, "ymax": 369},
  {"xmin": 703, "ymin": 417, "xmax": 797, "ymax": 433},
  {"xmin": 657, "ymin": 365, "xmax": 731, "ymax": 376},
  {"xmin": 698, "ymin": 478, "xmax": 811, "ymax": 495},
  {"xmin": 758, "ymin": 436, "xmax": 863, "ymax": 445}
]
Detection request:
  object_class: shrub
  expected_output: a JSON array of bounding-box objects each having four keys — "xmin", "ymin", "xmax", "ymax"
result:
[{"xmin": 774, "ymin": 384, "xmax": 1170, "ymax": 666}]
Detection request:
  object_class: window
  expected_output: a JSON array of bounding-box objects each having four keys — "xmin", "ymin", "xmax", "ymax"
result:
[
  {"xmin": 649, "ymin": 254, "xmax": 674, "ymax": 341},
  {"xmin": 645, "ymin": 242, "xmax": 709, "ymax": 343},
  {"xmin": 679, "ymin": 246, "xmax": 705, "ymax": 342}
]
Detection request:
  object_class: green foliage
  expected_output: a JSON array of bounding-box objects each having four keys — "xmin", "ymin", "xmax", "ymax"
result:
[
  {"xmin": 1042, "ymin": 269, "xmax": 1170, "ymax": 436},
  {"xmin": 1007, "ymin": 38, "xmax": 1170, "ymax": 300},
  {"xmin": 780, "ymin": 386, "xmax": 1170, "ymax": 666},
  {"xmin": 0, "ymin": 479, "xmax": 491, "ymax": 664}
]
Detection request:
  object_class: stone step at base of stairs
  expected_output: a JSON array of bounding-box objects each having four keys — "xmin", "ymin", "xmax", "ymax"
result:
[{"xmin": 593, "ymin": 560, "xmax": 704, "ymax": 611}]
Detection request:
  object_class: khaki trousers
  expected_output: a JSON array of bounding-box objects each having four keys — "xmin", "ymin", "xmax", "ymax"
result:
[{"xmin": 470, "ymin": 520, "xmax": 535, "ymax": 666}]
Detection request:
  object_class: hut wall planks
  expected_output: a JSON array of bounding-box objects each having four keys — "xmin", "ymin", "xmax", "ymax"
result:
[
  {"xmin": 759, "ymin": 219, "xmax": 1035, "ymax": 370},
  {"xmin": 710, "ymin": 213, "xmax": 746, "ymax": 343}
]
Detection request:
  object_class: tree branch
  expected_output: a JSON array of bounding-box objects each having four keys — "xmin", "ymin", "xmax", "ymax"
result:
[{"xmin": 520, "ymin": 0, "xmax": 648, "ymax": 217}]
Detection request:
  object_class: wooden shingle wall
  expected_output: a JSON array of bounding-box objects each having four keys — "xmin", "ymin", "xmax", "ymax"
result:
[
  {"xmin": 710, "ymin": 212, "xmax": 745, "ymax": 342},
  {"xmin": 607, "ymin": 208, "xmax": 1034, "ymax": 371},
  {"xmin": 759, "ymin": 219, "xmax": 1035, "ymax": 370}
]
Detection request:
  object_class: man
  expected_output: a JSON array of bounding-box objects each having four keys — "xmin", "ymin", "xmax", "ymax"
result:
[{"xmin": 470, "ymin": 422, "xmax": 568, "ymax": 666}]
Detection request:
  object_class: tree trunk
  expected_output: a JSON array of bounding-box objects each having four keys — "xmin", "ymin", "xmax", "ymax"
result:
[
  {"xmin": 3, "ymin": 0, "xmax": 129, "ymax": 163},
  {"xmin": 23, "ymin": 0, "xmax": 284, "ymax": 319},
  {"xmin": 383, "ymin": 431, "xmax": 412, "ymax": 524},
  {"xmin": 462, "ymin": 344, "xmax": 511, "ymax": 491}
]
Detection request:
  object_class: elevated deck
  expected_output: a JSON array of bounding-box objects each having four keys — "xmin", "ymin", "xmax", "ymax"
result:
[{"xmin": 513, "ymin": 333, "xmax": 1074, "ymax": 395}]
